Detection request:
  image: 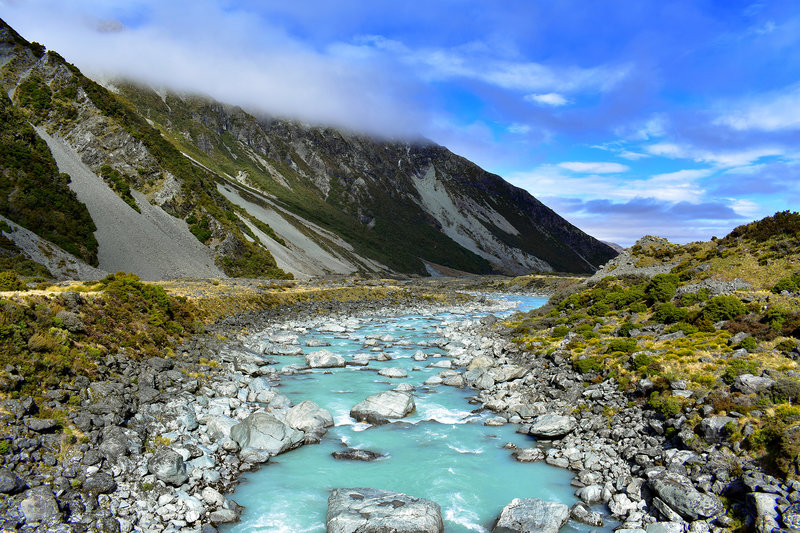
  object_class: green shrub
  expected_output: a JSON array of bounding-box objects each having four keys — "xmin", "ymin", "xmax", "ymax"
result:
[
  {"xmin": 762, "ymin": 307, "xmax": 788, "ymax": 330},
  {"xmin": 776, "ymin": 339, "xmax": 798, "ymax": 353},
  {"xmin": 647, "ymin": 391, "xmax": 683, "ymax": 418},
  {"xmin": 588, "ymin": 302, "xmax": 610, "ymax": 316},
  {"xmin": 652, "ymin": 303, "xmax": 688, "ymax": 324},
  {"xmin": 574, "ymin": 356, "xmax": 603, "ymax": 374},
  {"xmin": 722, "ymin": 359, "xmax": 761, "ymax": 384},
  {"xmin": 700, "ymin": 296, "xmax": 747, "ymax": 323},
  {"xmin": 632, "ymin": 352, "xmax": 653, "ymax": 371},
  {"xmin": 617, "ymin": 322, "xmax": 637, "ymax": 337},
  {"xmin": 665, "ymin": 322, "xmax": 699, "ymax": 335},
  {"xmin": 575, "ymin": 324, "xmax": 598, "ymax": 339},
  {"xmin": 773, "ymin": 278, "xmax": 798, "ymax": 294},
  {"xmin": 736, "ymin": 336, "xmax": 758, "ymax": 351},
  {"xmin": 646, "ymin": 274, "xmax": 679, "ymax": 303},
  {"xmin": 551, "ymin": 325, "xmax": 569, "ymax": 339},
  {"xmin": 630, "ymin": 302, "xmax": 648, "ymax": 313},
  {"xmin": 0, "ymin": 271, "xmax": 26, "ymax": 291},
  {"xmin": 607, "ymin": 338, "xmax": 638, "ymax": 354}
]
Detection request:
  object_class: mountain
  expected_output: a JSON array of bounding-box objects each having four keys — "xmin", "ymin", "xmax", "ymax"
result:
[{"xmin": 0, "ymin": 19, "xmax": 617, "ymax": 280}]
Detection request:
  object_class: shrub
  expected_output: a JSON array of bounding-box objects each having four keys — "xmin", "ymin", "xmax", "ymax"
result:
[
  {"xmin": 588, "ymin": 302, "xmax": 610, "ymax": 317},
  {"xmin": 700, "ymin": 296, "xmax": 747, "ymax": 323},
  {"xmin": 630, "ymin": 302, "xmax": 648, "ymax": 313},
  {"xmin": 632, "ymin": 352, "xmax": 653, "ymax": 371},
  {"xmin": 666, "ymin": 322, "xmax": 699, "ymax": 335},
  {"xmin": 617, "ymin": 322, "xmax": 637, "ymax": 337},
  {"xmin": 646, "ymin": 274, "xmax": 679, "ymax": 303},
  {"xmin": 607, "ymin": 338, "xmax": 638, "ymax": 354},
  {"xmin": 575, "ymin": 324, "xmax": 598, "ymax": 339},
  {"xmin": 773, "ymin": 278, "xmax": 798, "ymax": 294},
  {"xmin": 652, "ymin": 303, "xmax": 689, "ymax": 324},
  {"xmin": 551, "ymin": 325, "xmax": 569, "ymax": 339},
  {"xmin": 647, "ymin": 391, "xmax": 684, "ymax": 418},
  {"xmin": 0, "ymin": 271, "xmax": 26, "ymax": 291},
  {"xmin": 736, "ymin": 336, "xmax": 758, "ymax": 351},
  {"xmin": 574, "ymin": 356, "xmax": 603, "ymax": 374},
  {"xmin": 722, "ymin": 359, "xmax": 761, "ymax": 384},
  {"xmin": 762, "ymin": 307, "xmax": 788, "ymax": 330},
  {"xmin": 776, "ymin": 339, "xmax": 798, "ymax": 353}
]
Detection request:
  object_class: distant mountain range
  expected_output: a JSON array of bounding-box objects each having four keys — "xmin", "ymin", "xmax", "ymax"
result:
[{"xmin": 0, "ymin": 18, "xmax": 618, "ymax": 280}]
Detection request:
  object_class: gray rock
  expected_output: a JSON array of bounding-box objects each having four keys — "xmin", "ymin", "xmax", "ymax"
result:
[
  {"xmin": 512, "ymin": 448, "xmax": 545, "ymax": 463},
  {"xmin": 327, "ymin": 488, "xmax": 443, "ymax": 533},
  {"xmin": 698, "ymin": 416, "xmax": 736, "ymax": 444},
  {"xmin": 147, "ymin": 447, "xmax": 189, "ymax": 486},
  {"xmin": 649, "ymin": 471, "xmax": 723, "ymax": 520},
  {"xmin": 209, "ymin": 508, "xmax": 239, "ymax": 524},
  {"xmin": 20, "ymin": 486, "xmax": 60, "ymax": 524},
  {"xmin": 350, "ymin": 391, "xmax": 415, "ymax": 425},
  {"xmin": 0, "ymin": 468, "xmax": 25, "ymax": 494},
  {"xmin": 83, "ymin": 473, "xmax": 117, "ymax": 494},
  {"xmin": 285, "ymin": 400, "xmax": 334, "ymax": 435},
  {"xmin": 492, "ymin": 498, "xmax": 569, "ymax": 533},
  {"xmin": 576, "ymin": 484, "xmax": 610, "ymax": 504},
  {"xmin": 56, "ymin": 310, "xmax": 84, "ymax": 333},
  {"xmin": 570, "ymin": 502, "xmax": 603, "ymax": 527},
  {"xmin": 331, "ymin": 448, "xmax": 385, "ymax": 461},
  {"xmin": 524, "ymin": 414, "xmax": 577, "ymax": 438},
  {"xmin": 206, "ymin": 415, "xmax": 239, "ymax": 441},
  {"xmin": 25, "ymin": 418, "xmax": 58, "ymax": 433},
  {"xmin": 646, "ymin": 523, "xmax": 684, "ymax": 533},
  {"xmin": 378, "ymin": 367, "xmax": 408, "ymax": 378},
  {"xmin": 231, "ymin": 412, "xmax": 305, "ymax": 455},
  {"xmin": 782, "ymin": 501, "xmax": 800, "ymax": 529},
  {"xmin": 305, "ymin": 350, "xmax": 346, "ymax": 368},
  {"xmin": 733, "ymin": 374, "xmax": 775, "ymax": 394}
]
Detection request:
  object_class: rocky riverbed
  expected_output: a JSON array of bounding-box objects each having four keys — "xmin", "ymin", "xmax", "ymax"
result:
[{"xmin": 0, "ymin": 290, "xmax": 793, "ymax": 532}]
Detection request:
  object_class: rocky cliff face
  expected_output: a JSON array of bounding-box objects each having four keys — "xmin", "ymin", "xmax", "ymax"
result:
[{"xmin": 0, "ymin": 18, "xmax": 616, "ymax": 280}]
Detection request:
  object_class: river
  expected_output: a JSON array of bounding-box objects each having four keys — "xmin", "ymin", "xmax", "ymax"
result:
[{"xmin": 223, "ymin": 294, "xmax": 604, "ymax": 532}]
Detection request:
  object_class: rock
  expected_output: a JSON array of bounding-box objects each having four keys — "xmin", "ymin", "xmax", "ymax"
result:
[
  {"xmin": 350, "ymin": 391, "xmax": 415, "ymax": 425},
  {"xmin": 783, "ymin": 501, "xmax": 800, "ymax": 529},
  {"xmin": 649, "ymin": 471, "xmax": 723, "ymax": 520},
  {"xmin": 327, "ymin": 488, "xmax": 443, "ymax": 533},
  {"xmin": 733, "ymin": 374, "xmax": 775, "ymax": 394},
  {"xmin": 25, "ymin": 418, "xmax": 59, "ymax": 433},
  {"xmin": 285, "ymin": 400, "xmax": 334, "ymax": 435},
  {"xmin": 698, "ymin": 416, "xmax": 736, "ymax": 444},
  {"xmin": 231, "ymin": 412, "xmax": 305, "ymax": 455},
  {"xmin": 20, "ymin": 486, "xmax": 60, "ymax": 524},
  {"xmin": 512, "ymin": 448, "xmax": 545, "ymax": 462},
  {"xmin": 575, "ymin": 484, "xmax": 610, "ymax": 504},
  {"xmin": 56, "ymin": 310, "xmax": 84, "ymax": 332},
  {"xmin": 147, "ymin": 447, "xmax": 189, "ymax": 486},
  {"xmin": 523, "ymin": 414, "xmax": 577, "ymax": 439},
  {"xmin": 83, "ymin": 473, "xmax": 117, "ymax": 494},
  {"xmin": 209, "ymin": 508, "xmax": 239, "ymax": 524},
  {"xmin": 206, "ymin": 415, "xmax": 239, "ymax": 441},
  {"xmin": 570, "ymin": 502, "xmax": 604, "ymax": 527},
  {"xmin": 378, "ymin": 367, "xmax": 408, "ymax": 378},
  {"xmin": 0, "ymin": 468, "xmax": 25, "ymax": 494},
  {"xmin": 609, "ymin": 493, "xmax": 638, "ymax": 517},
  {"xmin": 305, "ymin": 350, "xmax": 346, "ymax": 368},
  {"xmin": 492, "ymin": 498, "xmax": 569, "ymax": 533},
  {"xmin": 331, "ymin": 448, "xmax": 385, "ymax": 461},
  {"xmin": 646, "ymin": 523, "xmax": 684, "ymax": 533}
]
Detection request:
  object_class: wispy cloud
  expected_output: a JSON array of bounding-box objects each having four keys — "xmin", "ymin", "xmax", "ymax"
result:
[
  {"xmin": 525, "ymin": 92, "xmax": 569, "ymax": 106},
  {"xmin": 646, "ymin": 143, "xmax": 784, "ymax": 168},
  {"xmin": 558, "ymin": 161, "xmax": 629, "ymax": 174},
  {"xmin": 716, "ymin": 83, "xmax": 800, "ymax": 132}
]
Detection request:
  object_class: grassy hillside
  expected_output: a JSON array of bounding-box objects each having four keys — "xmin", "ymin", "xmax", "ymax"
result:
[{"xmin": 505, "ymin": 211, "xmax": 800, "ymax": 478}]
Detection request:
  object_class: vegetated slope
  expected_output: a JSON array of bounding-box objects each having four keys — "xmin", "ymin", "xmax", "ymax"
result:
[
  {"xmin": 0, "ymin": 19, "xmax": 289, "ymax": 280},
  {"xmin": 506, "ymin": 211, "xmax": 800, "ymax": 480},
  {"xmin": 114, "ymin": 81, "xmax": 618, "ymax": 276}
]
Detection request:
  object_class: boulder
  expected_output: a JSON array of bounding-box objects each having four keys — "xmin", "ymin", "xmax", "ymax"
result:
[
  {"xmin": 231, "ymin": 412, "xmax": 305, "ymax": 455},
  {"xmin": 331, "ymin": 448, "xmax": 385, "ymax": 461},
  {"xmin": 512, "ymin": 448, "xmax": 545, "ymax": 463},
  {"xmin": 783, "ymin": 501, "xmax": 800, "ymax": 529},
  {"xmin": 305, "ymin": 350, "xmax": 346, "ymax": 368},
  {"xmin": 645, "ymin": 523, "xmax": 684, "ymax": 533},
  {"xmin": 378, "ymin": 367, "xmax": 408, "ymax": 378},
  {"xmin": 492, "ymin": 498, "xmax": 569, "ymax": 533},
  {"xmin": 285, "ymin": 400, "xmax": 334, "ymax": 435},
  {"xmin": 524, "ymin": 414, "xmax": 577, "ymax": 439},
  {"xmin": 327, "ymin": 488, "xmax": 443, "ymax": 533},
  {"xmin": 649, "ymin": 471, "xmax": 723, "ymax": 520},
  {"xmin": 698, "ymin": 416, "xmax": 736, "ymax": 444},
  {"xmin": 0, "ymin": 468, "xmax": 25, "ymax": 494},
  {"xmin": 206, "ymin": 415, "xmax": 239, "ymax": 441},
  {"xmin": 20, "ymin": 486, "xmax": 61, "ymax": 524},
  {"xmin": 147, "ymin": 447, "xmax": 189, "ymax": 486},
  {"xmin": 733, "ymin": 374, "xmax": 775, "ymax": 394},
  {"xmin": 83, "ymin": 473, "xmax": 117, "ymax": 494},
  {"xmin": 350, "ymin": 391, "xmax": 415, "ymax": 425},
  {"xmin": 570, "ymin": 502, "xmax": 603, "ymax": 527}
]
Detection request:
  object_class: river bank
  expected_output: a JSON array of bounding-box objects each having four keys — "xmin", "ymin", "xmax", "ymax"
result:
[{"xmin": 0, "ymin": 281, "xmax": 787, "ymax": 532}]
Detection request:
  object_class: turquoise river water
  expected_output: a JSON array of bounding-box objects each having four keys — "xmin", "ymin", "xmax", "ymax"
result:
[{"xmin": 224, "ymin": 295, "xmax": 609, "ymax": 532}]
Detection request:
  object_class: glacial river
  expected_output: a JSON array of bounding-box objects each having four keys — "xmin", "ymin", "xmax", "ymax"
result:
[{"xmin": 224, "ymin": 295, "xmax": 605, "ymax": 532}]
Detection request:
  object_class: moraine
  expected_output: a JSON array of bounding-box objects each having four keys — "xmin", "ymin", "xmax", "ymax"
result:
[{"xmin": 222, "ymin": 295, "xmax": 612, "ymax": 532}]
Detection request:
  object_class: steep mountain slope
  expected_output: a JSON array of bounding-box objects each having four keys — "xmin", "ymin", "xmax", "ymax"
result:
[
  {"xmin": 117, "ymin": 83, "xmax": 618, "ymax": 275},
  {"xmin": 0, "ymin": 18, "xmax": 616, "ymax": 280}
]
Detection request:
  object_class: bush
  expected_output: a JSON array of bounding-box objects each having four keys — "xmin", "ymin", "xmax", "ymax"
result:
[
  {"xmin": 652, "ymin": 303, "xmax": 689, "ymax": 324},
  {"xmin": 776, "ymin": 339, "xmax": 798, "ymax": 353},
  {"xmin": 665, "ymin": 322, "xmax": 699, "ymax": 335},
  {"xmin": 736, "ymin": 336, "xmax": 758, "ymax": 351},
  {"xmin": 574, "ymin": 356, "xmax": 603, "ymax": 374},
  {"xmin": 575, "ymin": 324, "xmax": 598, "ymax": 339},
  {"xmin": 762, "ymin": 307, "xmax": 788, "ymax": 330},
  {"xmin": 0, "ymin": 271, "xmax": 26, "ymax": 291},
  {"xmin": 607, "ymin": 338, "xmax": 638, "ymax": 354},
  {"xmin": 631, "ymin": 352, "xmax": 653, "ymax": 371},
  {"xmin": 646, "ymin": 274, "xmax": 679, "ymax": 303},
  {"xmin": 588, "ymin": 302, "xmax": 610, "ymax": 316},
  {"xmin": 700, "ymin": 296, "xmax": 747, "ymax": 323},
  {"xmin": 551, "ymin": 325, "xmax": 569, "ymax": 339},
  {"xmin": 722, "ymin": 359, "xmax": 761, "ymax": 384},
  {"xmin": 647, "ymin": 391, "xmax": 684, "ymax": 418},
  {"xmin": 773, "ymin": 277, "xmax": 799, "ymax": 294},
  {"xmin": 617, "ymin": 322, "xmax": 637, "ymax": 337}
]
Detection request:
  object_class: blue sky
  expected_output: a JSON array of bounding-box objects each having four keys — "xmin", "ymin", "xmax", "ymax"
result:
[{"xmin": 3, "ymin": 0, "xmax": 800, "ymax": 246}]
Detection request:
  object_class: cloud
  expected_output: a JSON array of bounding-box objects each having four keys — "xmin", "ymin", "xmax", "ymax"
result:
[
  {"xmin": 525, "ymin": 92, "xmax": 568, "ymax": 106},
  {"xmin": 716, "ymin": 83, "xmax": 800, "ymax": 131},
  {"xmin": 646, "ymin": 142, "xmax": 784, "ymax": 168},
  {"xmin": 558, "ymin": 161, "xmax": 630, "ymax": 174}
]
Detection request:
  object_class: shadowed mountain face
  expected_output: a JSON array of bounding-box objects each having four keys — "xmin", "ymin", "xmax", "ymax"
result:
[{"xmin": 0, "ymin": 18, "xmax": 617, "ymax": 279}]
